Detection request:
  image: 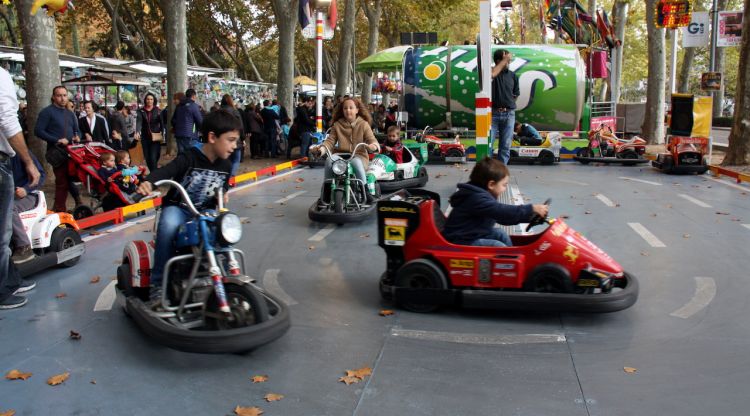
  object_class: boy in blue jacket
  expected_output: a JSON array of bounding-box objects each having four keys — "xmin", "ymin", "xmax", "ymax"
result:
[{"xmin": 442, "ymin": 157, "xmax": 548, "ymax": 247}]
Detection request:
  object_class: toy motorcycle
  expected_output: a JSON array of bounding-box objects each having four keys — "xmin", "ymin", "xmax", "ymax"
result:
[
  {"xmin": 15, "ymin": 191, "xmax": 85, "ymax": 278},
  {"xmin": 308, "ymin": 142, "xmax": 380, "ymax": 224},
  {"xmin": 574, "ymin": 125, "xmax": 648, "ymax": 166},
  {"xmin": 116, "ymin": 180, "xmax": 290, "ymax": 353}
]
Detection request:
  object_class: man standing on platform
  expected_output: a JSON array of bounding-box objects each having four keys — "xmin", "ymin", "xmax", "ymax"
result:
[{"xmin": 490, "ymin": 49, "xmax": 519, "ymax": 165}]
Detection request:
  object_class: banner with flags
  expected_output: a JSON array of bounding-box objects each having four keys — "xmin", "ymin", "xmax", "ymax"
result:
[{"xmin": 299, "ymin": 0, "xmax": 312, "ymax": 30}]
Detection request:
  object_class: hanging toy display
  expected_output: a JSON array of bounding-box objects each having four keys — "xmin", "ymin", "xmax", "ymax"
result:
[
  {"xmin": 373, "ymin": 76, "xmax": 400, "ymax": 94},
  {"xmin": 30, "ymin": 0, "xmax": 74, "ymax": 15}
]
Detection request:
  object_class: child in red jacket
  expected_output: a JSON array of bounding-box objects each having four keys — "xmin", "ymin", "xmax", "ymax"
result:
[{"xmin": 382, "ymin": 125, "xmax": 403, "ymax": 164}]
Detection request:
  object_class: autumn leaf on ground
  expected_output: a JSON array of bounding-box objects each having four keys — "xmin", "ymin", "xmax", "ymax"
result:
[
  {"xmin": 89, "ymin": 276, "xmax": 100, "ymax": 284},
  {"xmin": 346, "ymin": 367, "xmax": 372, "ymax": 380},
  {"xmin": 69, "ymin": 330, "xmax": 81, "ymax": 340},
  {"xmin": 5, "ymin": 370, "xmax": 32, "ymax": 380},
  {"xmin": 716, "ymin": 211, "xmax": 730, "ymax": 215},
  {"xmin": 0, "ymin": 409, "xmax": 16, "ymax": 416},
  {"xmin": 731, "ymin": 218, "xmax": 741, "ymax": 222},
  {"xmin": 241, "ymin": 217, "xmax": 251, "ymax": 224},
  {"xmin": 359, "ymin": 233, "xmax": 370, "ymax": 238},
  {"xmin": 112, "ymin": 260, "xmax": 121, "ymax": 265},
  {"xmin": 295, "ymin": 185, "xmax": 303, "ymax": 189},
  {"xmin": 234, "ymin": 405, "xmax": 263, "ymax": 416},
  {"xmin": 55, "ymin": 292, "xmax": 67, "ymax": 299},
  {"xmin": 274, "ymin": 213, "xmax": 285, "ymax": 217},
  {"xmin": 279, "ymin": 201, "xmax": 287, "ymax": 206},
  {"xmin": 88, "ymin": 230, "xmax": 102, "ymax": 236},
  {"xmin": 584, "ymin": 210, "xmax": 592, "ymax": 215},
  {"xmin": 264, "ymin": 393, "xmax": 284, "ymax": 402},
  {"xmin": 308, "ymin": 245, "xmax": 315, "ymax": 250},
  {"xmin": 650, "ymin": 213, "xmax": 657, "ymax": 217},
  {"xmin": 338, "ymin": 375, "xmax": 360, "ymax": 385},
  {"xmin": 265, "ymin": 205, "xmax": 274, "ymax": 209},
  {"xmin": 47, "ymin": 372, "xmax": 69, "ymax": 386},
  {"xmin": 683, "ymin": 234, "xmax": 691, "ymax": 238},
  {"xmin": 90, "ymin": 379, "xmax": 96, "ymax": 384},
  {"xmin": 615, "ymin": 203, "xmax": 621, "ymax": 207},
  {"xmin": 560, "ymin": 215, "xmax": 570, "ymax": 219},
  {"xmin": 623, "ymin": 367, "xmax": 637, "ymax": 374},
  {"xmin": 295, "ymin": 177, "xmax": 304, "ymax": 183},
  {"xmin": 251, "ymin": 375, "xmax": 268, "ymax": 383},
  {"xmin": 640, "ymin": 251, "xmax": 649, "ymax": 256},
  {"xmin": 379, "ymin": 309, "xmax": 395, "ymax": 316},
  {"xmin": 434, "ymin": 173, "xmax": 445, "ymax": 178}
]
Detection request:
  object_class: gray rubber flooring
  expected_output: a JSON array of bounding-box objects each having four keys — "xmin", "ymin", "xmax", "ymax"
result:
[{"xmin": 2, "ymin": 161, "xmax": 750, "ymax": 415}]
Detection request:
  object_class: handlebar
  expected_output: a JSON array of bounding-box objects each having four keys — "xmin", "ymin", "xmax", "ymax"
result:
[{"xmin": 153, "ymin": 179, "xmax": 201, "ymax": 216}]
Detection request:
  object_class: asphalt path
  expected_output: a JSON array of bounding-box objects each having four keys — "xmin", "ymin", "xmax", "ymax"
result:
[{"xmin": 2, "ymin": 162, "xmax": 750, "ymax": 416}]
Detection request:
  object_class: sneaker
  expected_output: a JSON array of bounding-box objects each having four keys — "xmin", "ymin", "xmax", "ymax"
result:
[
  {"xmin": 0, "ymin": 295, "xmax": 28, "ymax": 310},
  {"xmin": 11, "ymin": 246, "xmax": 35, "ymax": 264},
  {"xmin": 13, "ymin": 281, "xmax": 36, "ymax": 295},
  {"xmin": 365, "ymin": 192, "xmax": 376, "ymax": 204},
  {"xmin": 147, "ymin": 286, "xmax": 163, "ymax": 308}
]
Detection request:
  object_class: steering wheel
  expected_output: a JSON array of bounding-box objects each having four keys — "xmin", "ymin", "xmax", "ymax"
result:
[{"xmin": 525, "ymin": 198, "xmax": 551, "ymax": 232}]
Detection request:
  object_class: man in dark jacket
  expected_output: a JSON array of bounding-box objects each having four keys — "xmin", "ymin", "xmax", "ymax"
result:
[
  {"xmin": 171, "ymin": 88, "xmax": 203, "ymax": 154},
  {"xmin": 260, "ymin": 100, "xmax": 279, "ymax": 157},
  {"xmin": 244, "ymin": 105, "xmax": 265, "ymax": 159},
  {"xmin": 294, "ymin": 97, "xmax": 316, "ymax": 158}
]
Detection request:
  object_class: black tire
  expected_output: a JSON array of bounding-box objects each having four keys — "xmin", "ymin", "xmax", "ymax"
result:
[
  {"xmin": 117, "ymin": 261, "xmax": 150, "ymax": 302},
  {"xmin": 72, "ymin": 205, "xmax": 95, "ymax": 220},
  {"xmin": 619, "ymin": 150, "xmax": 639, "ymax": 166},
  {"xmin": 576, "ymin": 148, "xmax": 591, "ymax": 164},
  {"xmin": 446, "ymin": 148, "xmax": 464, "ymax": 158},
  {"xmin": 539, "ymin": 150, "xmax": 555, "ymax": 165},
  {"xmin": 524, "ymin": 265, "xmax": 574, "ymax": 293},
  {"xmin": 204, "ymin": 283, "xmax": 270, "ymax": 330},
  {"xmin": 333, "ymin": 189, "xmax": 344, "ymax": 214},
  {"xmin": 308, "ymin": 199, "xmax": 376, "ymax": 224},
  {"xmin": 50, "ymin": 227, "xmax": 83, "ymax": 267},
  {"xmin": 416, "ymin": 167, "xmax": 428, "ymax": 187},
  {"xmin": 394, "ymin": 259, "xmax": 448, "ymax": 313}
]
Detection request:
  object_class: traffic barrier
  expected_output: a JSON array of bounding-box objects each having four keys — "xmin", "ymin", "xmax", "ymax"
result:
[
  {"xmin": 77, "ymin": 158, "xmax": 307, "ymax": 231},
  {"xmin": 709, "ymin": 165, "xmax": 750, "ymax": 185}
]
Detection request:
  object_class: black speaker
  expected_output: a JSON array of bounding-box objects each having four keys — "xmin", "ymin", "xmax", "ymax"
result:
[
  {"xmin": 413, "ymin": 32, "xmax": 428, "ymax": 44},
  {"xmin": 670, "ymin": 94, "xmax": 694, "ymax": 136},
  {"xmin": 428, "ymin": 32, "xmax": 438, "ymax": 44},
  {"xmin": 400, "ymin": 32, "xmax": 412, "ymax": 45}
]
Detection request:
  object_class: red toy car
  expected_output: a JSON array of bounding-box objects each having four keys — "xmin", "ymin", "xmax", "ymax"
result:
[
  {"xmin": 652, "ymin": 136, "xmax": 709, "ymax": 174},
  {"xmin": 412, "ymin": 127, "xmax": 466, "ymax": 163},
  {"xmin": 377, "ymin": 189, "xmax": 638, "ymax": 313}
]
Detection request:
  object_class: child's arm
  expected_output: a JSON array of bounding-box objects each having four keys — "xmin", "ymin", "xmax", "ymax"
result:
[
  {"xmin": 475, "ymin": 199, "xmax": 534, "ymax": 226},
  {"xmin": 138, "ymin": 153, "xmax": 188, "ymax": 194}
]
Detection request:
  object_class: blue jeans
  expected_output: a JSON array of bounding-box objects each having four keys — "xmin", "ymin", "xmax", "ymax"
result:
[
  {"xmin": 0, "ymin": 155, "xmax": 21, "ymax": 301},
  {"xmin": 230, "ymin": 148, "xmax": 242, "ymax": 176},
  {"xmin": 470, "ymin": 227, "xmax": 512, "ymax": 247},
  {"xmin": 491, "ymin": 109, "xmax": 515, "ymax": 164},
  {"xmin": 299, "ymin": 131, "xmax": 312, "ymax": 158},
  {"xmin": 265, "ymin": 128, "xmax": 278, "ymax": 156},
  {"xmin": 176, "ymin": 136, "xmax": 197, "ymax": 154},
  {"xmin": 151, "ymin": 205, "xmax": 190, "ymax": 286}
]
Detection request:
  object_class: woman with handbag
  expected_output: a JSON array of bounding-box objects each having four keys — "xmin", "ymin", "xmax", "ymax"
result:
[{"xmin": 135, "ymin": 93, "xmax": 163, "ymax": 172}]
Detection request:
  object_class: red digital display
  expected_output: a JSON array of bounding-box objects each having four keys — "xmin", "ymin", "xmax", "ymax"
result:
[{"xmin": 655, "ymin": 0, "xmax": 692, "ymax": 29}]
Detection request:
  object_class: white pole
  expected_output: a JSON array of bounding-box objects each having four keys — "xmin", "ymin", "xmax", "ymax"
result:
[
  {"xmin": 475, "ymin": 0, "xmax": 492, "ymax": 159},
  {"xmin": 316, "ymin": 11, "xmax": 323, "ymax": 133},
  {"xmin": 669, "ymin": 29, "xmax": 677, "ymax": 94}
]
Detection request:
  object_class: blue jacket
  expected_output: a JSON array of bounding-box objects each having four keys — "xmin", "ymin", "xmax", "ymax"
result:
[
  {"xmin": 171, "ymin": 98, "xmax": 203, "ymax": 138},
  {"xmin": 34, "ymin": 105, "xmax": 80, "ymax": 145},
  {"xmin": 442, "ymin": 182, "xmax": 532, "ymax": 245},
  {"xmin": 11, "ymin": 153, "xmax": 46, "ymax": 193}
]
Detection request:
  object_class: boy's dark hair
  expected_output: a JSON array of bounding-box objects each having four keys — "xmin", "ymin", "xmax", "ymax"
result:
[
  {"xmin": 115, "ymin": 101, "xmax": 125, "ymax": 111},
  {"xmin": 493, "ymin": 49, "xmax": 509, "ymax": 64},
  {"xmin": 115, "ymin": 150, "xmax": 130, "ymax": 164},
  {"xmin": 470, "ymin": 157, "xmax": 509, "ymax": 187},
  {"xmin": 185, "ymin": 88, "xmax": 197, "ymax": 98},
  {"xmin": 386, "ymin": 125, "xmax": 401, "ymax": 135},
  {"xmin": 201, "ymin": 109, "xmax": 242, "ymax": 142}
]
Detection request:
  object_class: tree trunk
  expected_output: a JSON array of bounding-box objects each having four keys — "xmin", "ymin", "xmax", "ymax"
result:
[
  {"xmin": 187, "ymin": 45, "xmax": 198, "ymax": 66},
  {"xmin": 162, "ymin": 0, "xmax": 187, "ymax": 156},
  {"xmin": 0, "ymin": 9, "xmax": 18, "ymax": 46},
  {"xmin": 361, "ymin": 0, "xmax": 382, "ymax": 106},
  {"xmin": 69, "ymin": 10, "xmax": 81, "ymax": 56},
  {"xmin": 588, "ymin": 0, "xmax": 596, "ymax": 17},
  {"xmin": 111, "ymin": 0, "xmax": 121, "ymax": 57},
  {"xmin": 192, "ymin": 39, "xmax": 222, "ymax": 68},
  {"xmin": 677, "ymin": 47, "xmax": 695, "ymax": 93},
  {"xmin": 324, "ymin": 48, "xmax": 336, "ymax": 84},
  {"xmin": 713, "ymin": 0, "xmax": 729, "ymax": 117},
  {"xmin": 17, "ymin": 0, "xmax": 61, "ymax": 164},
  {"xmin": 335, "ymin": 0, "xmax": 356, "ymax": 97},
  {"xmin": 122, "ymin": 5, "xmax": 157, "ymax": 59},
  {"xmin": 642, "ymin": 0, "xmax": 666, "ymax": 144},
  {"xmin": 102, "ymin": 0, "xmax": 146, "ymax": 60},
  {"xmin": 721, "ymin": 0, "xmax": 749, "ymax": 165},
  {"xmin": 609, "ymin": 0, "xmax": 628, "ymax": 104},
  {"xmin": 270, "ymin": 0, "xmax": 298, "ymax": 114}
]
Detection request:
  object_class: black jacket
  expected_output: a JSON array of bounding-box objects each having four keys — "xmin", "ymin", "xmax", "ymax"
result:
[
  {"xmin": 491, "ymin": 68, "xmax": 520, "ymax": 110},
  {"xmin": 78, "ymin": 114, "xmax": 110, "ymax": 143},
  {"xmin": 442, "ymin": 182, "xmax": 532, "ymax": 245}
]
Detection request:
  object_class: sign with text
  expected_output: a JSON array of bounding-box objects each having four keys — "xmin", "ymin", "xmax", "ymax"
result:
[
  {"xmin": 655, "ymin": 0, "xmax": 692, "ymax": 29},
  {"xmin": 700, "ymin": 72, "xmax": 721, "ymax": 91},
  {"xmin": 682, "ymin": 11, "xmax": 709, "ymax": 47},
  {"xmin": 717, "ymin": 11, "xmax": 743, "ymax": 47}
]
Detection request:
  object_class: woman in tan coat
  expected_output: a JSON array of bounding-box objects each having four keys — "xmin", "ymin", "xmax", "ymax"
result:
[{"xmin": 312, "ymin": 98, "xmax": 380, "ymax": 199}]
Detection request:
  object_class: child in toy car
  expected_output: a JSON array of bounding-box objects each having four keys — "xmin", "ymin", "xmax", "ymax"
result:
[
  {"xmin": 514, "ymin": 122, "xmax": 543, "ymax": 146},
  {"xmin": 381, "ymin": 125, "xmax": 404, "ymax": 164},
  {"xmin": 442, "ymin": 157, "xmax": 548, "ymax": 247}
]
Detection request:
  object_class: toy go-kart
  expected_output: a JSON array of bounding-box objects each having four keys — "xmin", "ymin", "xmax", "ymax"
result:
[
  {"xmin": 367, "ymin": 141, "xmax": 429, "ymax": 193},
  {"xmin": 509, "ymin": 132, "xmax": 562, "ymax": 165},
  {"xmin": 652, "ymin": 136, "xmax": 709, "ymax": 174},
  {"xmin": 377, "ymin": 189, "xmax": 638, "ymax": 313},
  {"xmin": 16, "ymin": 191, "xmax": 85, "ymax": 278},
  {"xmin": 116, "ymin": 180, "xmax": 290, "ymax": 354},
  {"xmin": 413, "ymin": 126, "xmax": 466, "ymax": 163},
  {"xmin": 574, "ymin": 126, "xmax": 648, "ymax": 166},
  {"xmin": 309, "ymin": 142, "xmax": 381, "ymax": 224}
]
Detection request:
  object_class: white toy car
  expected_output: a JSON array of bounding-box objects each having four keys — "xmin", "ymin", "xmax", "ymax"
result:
[{"xmin": 509, "ymin": 132, "xmax": 562, "ymax": 165}]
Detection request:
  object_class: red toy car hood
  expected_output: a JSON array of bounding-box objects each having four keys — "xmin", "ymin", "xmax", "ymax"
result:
[{"xmin": 543, "ymin": 219, "xmax": 623, "ymax": 277}]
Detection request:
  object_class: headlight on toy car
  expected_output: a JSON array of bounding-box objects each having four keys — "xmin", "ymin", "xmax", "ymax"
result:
[
  {"xmin": 332, "ymin": 160, "xmax": 347, "ymax": 176},
  {"xmin": 217, "ymin": 212, "xmax": 242, "ymax": 245}
]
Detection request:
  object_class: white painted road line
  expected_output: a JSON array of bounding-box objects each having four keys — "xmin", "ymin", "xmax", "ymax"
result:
[
  {"xmin": 707, "ymin": 176, "xmax": 750, "ymax": 192},
  {"xmin": 628, "ymin": 222, "xmax": 666, "ymax": 247},
  {"xmin": 509, "ymin": 183, "xmax": 529, "ymax": 233},
  {"xmin": 743, "ymin": 224, "xmax": 750, "ymax": 231},
  {"xmin": 390, "ymin": 328, "xmax": 566, "ymax": 345},
  {"xmin": 93, "ymin": 280, "xmax": 117, "ymax": 311},
  {"xmin": 274, "ymin": 190, "xmax": 307, "ymax": 204},
  {"xmin": 678, "ymin": 193, "xmax": 712, "ymax": 208},
  {"xmin": 556, "ymin": 178, "xmax": 589, "ymax": 186},
  {"xmin": 620, "ymin": 177, "xmax": 662, "ymax": 186},
  {"xmin": 262, "ymin": 269, "xmax": 298, "ymax": 306},
  {"xmin": 309, "ymin": 224, "xmax": 337, "ymax": 242},
  {"xmin": 670, "ymin": 277, "xmax": 716, "ymax": 319},
  {"xmin": 596, "ymin": 194, "xmax": 615, "ymax": 207}
]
